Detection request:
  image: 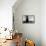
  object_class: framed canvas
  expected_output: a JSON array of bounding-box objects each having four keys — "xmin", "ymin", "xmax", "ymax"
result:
[{"xmin": 22, "ymin": 15, "xmax": 35, "ymax": 23}]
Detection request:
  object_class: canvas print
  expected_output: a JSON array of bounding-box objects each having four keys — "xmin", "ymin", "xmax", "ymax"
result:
[{"xmin": 22, "ymin": 15, "xmax": 35, "ymax": 23}]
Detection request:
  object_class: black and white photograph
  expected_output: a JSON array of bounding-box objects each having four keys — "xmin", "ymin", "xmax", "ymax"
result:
[{"xmin": 22, "ymin": 15, "xmax": 35, "ymax": 23}]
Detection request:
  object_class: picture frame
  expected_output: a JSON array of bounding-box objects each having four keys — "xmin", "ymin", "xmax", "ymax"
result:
[{"xmin": 22, "ymin": 15, "xmax": 35, "ymax": 23}]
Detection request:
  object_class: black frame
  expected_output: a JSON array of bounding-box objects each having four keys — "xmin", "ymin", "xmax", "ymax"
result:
[{"xmin": 22, "ymin": 15, "xmax": 35, "ymax": 23}]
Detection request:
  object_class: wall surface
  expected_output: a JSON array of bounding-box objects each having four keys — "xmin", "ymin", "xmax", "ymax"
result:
[
  {"xmin": 13, "ymin": 0, "xmax": 41, "ymax": 46},
  {"xmin": 41, "ymin": 0, "xmax": 46, "ymax": 46}
]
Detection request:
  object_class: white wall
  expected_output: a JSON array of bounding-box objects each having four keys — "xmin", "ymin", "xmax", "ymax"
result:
[
  {"xmin": 0, "ymin": 0, "xmax": 16, "ymax": 30},
  {"xmin": 41, "ymin": 0, "xmax": 46, "ymax": 46},
  {"xmin": 13, "ymin": 0, "xmax": 46, "ymax": 46},
  {"xmin": 13, "ymin": 0, "xmax": 41, "ymax": 46}
]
